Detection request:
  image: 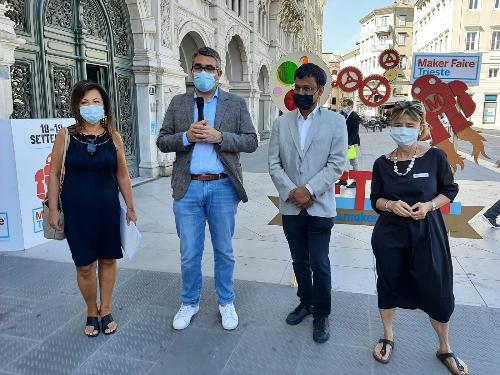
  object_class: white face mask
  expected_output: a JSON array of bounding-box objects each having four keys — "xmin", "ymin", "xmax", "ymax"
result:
[{"xmin": 390, "ymin": 127, "xmax": 419, "ymax": 147}]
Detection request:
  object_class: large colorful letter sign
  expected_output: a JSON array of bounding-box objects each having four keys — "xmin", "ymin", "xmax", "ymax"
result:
[
  {"xmin": 270, "ymin": 52, "xmax": 332, "ymax": 113},
  {"xmin": 411, "ymin": 75, "xmax": 489, "ymax": 172},
  {"xmin": 268, "ymin": 170, "xmax": 484, "ymax": 240}
]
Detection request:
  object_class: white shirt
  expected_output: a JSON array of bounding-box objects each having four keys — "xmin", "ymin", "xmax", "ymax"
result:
[
  {"xmin": 297, "ymin": 105, "xmax": 319, "ymax": 151},
  {"xmin": 296, "ymin": 106, "xmax": 319, "ymax": 196}
]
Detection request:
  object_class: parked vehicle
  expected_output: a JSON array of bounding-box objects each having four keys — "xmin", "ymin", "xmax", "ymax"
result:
[{"xmin": 368, "ymin": 117, "xmax": 383, "ymax": 132}]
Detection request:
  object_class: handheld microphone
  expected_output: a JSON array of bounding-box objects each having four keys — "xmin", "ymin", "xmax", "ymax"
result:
[{"xmin": 196, "ymin": 97, "xmax": 204, "ymax": 122}]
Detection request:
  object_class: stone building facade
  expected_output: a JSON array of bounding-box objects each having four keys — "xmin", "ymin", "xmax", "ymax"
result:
[{"xmin": 0, "ymin": 0, "xmax": 325, "ymax": 178}]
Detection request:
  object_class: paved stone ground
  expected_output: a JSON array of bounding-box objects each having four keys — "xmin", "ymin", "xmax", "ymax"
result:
[
  {"xmin": 1, "ymin": 128, "xmax": 499, "ymax": 374},
  {"xmin": 1, "ymin": 256, "xmax": 500, "ymax": 375}
]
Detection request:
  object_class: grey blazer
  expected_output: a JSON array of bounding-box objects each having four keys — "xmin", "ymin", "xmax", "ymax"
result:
[
  {"xmin": 268, "ymin": 108, "xmax": 348, "ymax": 218},
  {"xmin": 156, "ymin": 88, "xmax": 258, "ymax": 202}
]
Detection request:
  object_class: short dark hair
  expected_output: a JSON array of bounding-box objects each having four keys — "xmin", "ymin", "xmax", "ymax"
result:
[
  {"xmin": 294, "ymin": 63, "xmax": 327, "ymax": 87},
  {"xmin": 192, "ymin": 47, "xmax": 221, "ymax": 69},
  {"xmin": 343, "ymin": 99, "xmax": 354, "ymax": 106},
  {"xmin": 70, "ymin": 80, "xmax": 115, "ymax": 134}
]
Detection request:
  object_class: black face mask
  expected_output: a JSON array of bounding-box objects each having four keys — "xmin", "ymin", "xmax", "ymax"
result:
[{"xmin": 293, "ymin": 92, "xmax": 317, "ymax": 111}]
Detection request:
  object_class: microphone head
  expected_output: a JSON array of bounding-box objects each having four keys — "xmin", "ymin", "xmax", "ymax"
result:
[{"xmin": 196, "ymin": 97, "xmax": 204, "ymax": 106}]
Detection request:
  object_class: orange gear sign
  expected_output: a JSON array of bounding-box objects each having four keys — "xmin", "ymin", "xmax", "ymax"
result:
[
  {"xmin": 358, "ymin": 75, "xmax": 391, "ymax": 107},
  {"xmin": 337, "ymin": 67, "xmax": 363, "ymax": 92},
  {"xmin": 379, "ymin": 49, "xmax": 401, "ymax": 70}
]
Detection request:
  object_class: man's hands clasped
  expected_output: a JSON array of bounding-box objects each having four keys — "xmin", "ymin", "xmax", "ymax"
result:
[
  {"xmin": 187, "ymin": 121, "xmax": 223, "ymax": 144},
  {"xmin": 289, "ymin": 187, "xmax": 313, "ymax": 210}
]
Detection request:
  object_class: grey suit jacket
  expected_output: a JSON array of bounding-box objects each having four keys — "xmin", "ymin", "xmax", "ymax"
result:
[
  {"xmin": 156, "ymin": 88, "xmax": 258, "ymax": 202},
  {"xmin": 268, "ymin": 108, "xmax": 348, "ymax": 218}
]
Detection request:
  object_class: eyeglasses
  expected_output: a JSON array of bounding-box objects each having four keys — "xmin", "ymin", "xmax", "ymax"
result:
[
  {"xmin": 192, "ymin": 64, "xmax": 219, "ymax": 74},
  {"xmin": 293, "ymin": 85, "xmax": 318, "ymax": 95}
]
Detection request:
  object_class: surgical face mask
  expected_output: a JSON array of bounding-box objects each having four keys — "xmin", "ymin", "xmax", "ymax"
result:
[
  {"xmin": 341, "ymin": 106, "xmax": 350, "ymax": 114},
  {"xmin": 294, "ymin": 93, "xmax": 316, "ymax": 111},
  {"xmin": 390, "ymin": 127, "xmax": 419, "ymax": 147},
  {"xmin": 80, "ymin": 105, "xmax": 105, "ymax": 125},
  {"xmin": 194, "ymin": 71, "xmax": 217, "ymax": 93}
]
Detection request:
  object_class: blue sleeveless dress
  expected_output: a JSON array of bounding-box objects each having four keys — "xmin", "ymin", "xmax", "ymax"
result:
[{"xmin": 61, "ymin": 127, "xmax": 122, "ymax": 267}]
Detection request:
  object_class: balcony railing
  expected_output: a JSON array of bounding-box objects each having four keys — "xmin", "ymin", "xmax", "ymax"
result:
[
  {"xmin": 372, "ymin": 43, "xmax": 393, "ymax": 52},
  {"xmin": 376, "ymin": 25, "xmax": 392, "ymax": 34}
]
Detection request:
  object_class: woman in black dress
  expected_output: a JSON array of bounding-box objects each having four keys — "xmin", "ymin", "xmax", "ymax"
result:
[
  {"xmin": 48, "ymin": 81, "xmax": 137, "ymax": 337},
  {"xmin": 370, "ymin": 101, "xmax": 469, "ymax": 375}
]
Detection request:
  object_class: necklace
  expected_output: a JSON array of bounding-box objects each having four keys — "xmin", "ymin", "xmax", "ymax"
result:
[
  {"xmin": 71, "ymin": 134, "xmax": 111, "ymax": 155},
  {"xmin": 392, "ymin": 146, "xmax": 417, "ymax": 177}
]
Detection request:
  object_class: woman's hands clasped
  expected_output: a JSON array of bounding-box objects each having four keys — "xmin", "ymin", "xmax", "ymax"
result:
[{"xmin": 387, "ymin": 200, "xmax": 433, "ymax": 220}]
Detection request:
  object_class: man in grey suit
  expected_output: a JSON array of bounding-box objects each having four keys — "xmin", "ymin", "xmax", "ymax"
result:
[
  {"xmin": 269, "ymin": 63, "xmax": 347, "ymax": 343},
  {"xmin": 157, "ymin": 47, "xmax": 258, "ymax": 331}
]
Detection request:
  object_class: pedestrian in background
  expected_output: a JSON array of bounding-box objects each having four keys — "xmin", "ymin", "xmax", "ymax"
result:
[
  {"xmin": 370, "ymin": 100, "xmax": 469, "ymax": 375},
  {"xmin": 269, "ymin": 63, "xmax": 347, "ymax": 343},
  {"xmin": 338, "ymin": 98, "xmax": 360, "ymax": 188},
  {"xmin": 48, "ymin": 80, "xmax": 137, "ymax": 337},
  {"xmin": 156, "ymin": 47, "xmax": 258, "ymax": 331}
]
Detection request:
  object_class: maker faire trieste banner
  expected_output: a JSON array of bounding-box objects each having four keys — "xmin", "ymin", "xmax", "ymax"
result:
[{"xmin": 0, "ymin": 119, "xmax": 74, "ymax": 251}]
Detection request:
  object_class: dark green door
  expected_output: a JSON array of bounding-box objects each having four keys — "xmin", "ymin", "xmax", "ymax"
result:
[{"xmin": 6, "ymin": 0, "xmax": 139, "ymax": 177}]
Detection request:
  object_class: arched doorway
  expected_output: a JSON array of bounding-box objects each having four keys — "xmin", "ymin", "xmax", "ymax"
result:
[
  {"xmin": 257, "ymin": 65, "xmax": 271, "ymax": 139},
  {"xmin": 179, "ymin": 32, "xmax": 206, "ymax": 90},
  {"xmin": 7, "ymin": 0, "xmax": 139, "ymax": 176},
  {"xmin": 225, "ymin": 36, "xmax": 246, "ymax": 86}
]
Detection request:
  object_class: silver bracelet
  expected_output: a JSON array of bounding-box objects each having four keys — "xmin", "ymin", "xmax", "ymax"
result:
[
  {"xmin": 431, "ymin": 199, "xmax": 437, "ymax": 211},
  {"xmin": 384, "ymin": 200, "xmax": 392, "ymax": 212}
]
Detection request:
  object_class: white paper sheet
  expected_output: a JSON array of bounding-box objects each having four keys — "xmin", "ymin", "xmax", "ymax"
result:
[{"xmin": 120, "ymin": 207, "xmax": 142, "ymax": 259}]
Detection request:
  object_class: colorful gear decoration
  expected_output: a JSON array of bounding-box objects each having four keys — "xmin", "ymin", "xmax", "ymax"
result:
[
  {"xmin": 337, "ymin": 66, "xmax": 363, "ymax": 92},
  {"xmin": 358, "ymin": 75, "xmax": 391, "ymax": 107},
  {"xmin": 379, "ymin": 49, "xmax": 401, "ymax": 70},
  {"xmin": 383, "ymin": 68, "xmax": 398, "ymax": 82}
]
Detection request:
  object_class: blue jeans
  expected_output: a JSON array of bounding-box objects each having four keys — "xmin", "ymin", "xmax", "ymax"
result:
[{"xmin": 173, "ymin": 178, "xmax": 239, "ymax": 306}]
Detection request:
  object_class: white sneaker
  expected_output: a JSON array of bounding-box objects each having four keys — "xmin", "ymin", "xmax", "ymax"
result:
[
  {"xmin": 172, "ymin": 304, "xmax": 199, "ymax": 330},
  {"xmin": 219, "ymin": 303, "xmax": 239, "ymax": 330}
]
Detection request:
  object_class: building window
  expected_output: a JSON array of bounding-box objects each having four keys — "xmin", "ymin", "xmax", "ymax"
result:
[
  {"xmin": 381, "ymin": 16, "xmax": 389, "ymax": 26},
  {"xmin": 399, "ymin": 15, "xmax": 407, "ymax": 26},
  {"xmin": 483, "ymin": 95, "xmax": 497, "ymax": 124},
  {"xmin": 492, "ymin": 31, "xmax": 500, "ymax": 50},
  {"xmin": 468, "ymin": 0, "xmax": 479, "ymax": 10},
  {"xmin": 496, "ymin": 0, "xmax": 500, "ymax": 8},
  {"xmin": 489, "ymin": 68, "xmax": 499, "ymax": 78},
  {"xmin": 399, "ymin": 55, "xmax": 407, "ymax": 69},
  {"xmin": 398, "ymin": 33, "xmax": 406, "ymax": 45},
  {"xmin": 466, "ymin": 31, "xmax": 479, "ymax": 50}
]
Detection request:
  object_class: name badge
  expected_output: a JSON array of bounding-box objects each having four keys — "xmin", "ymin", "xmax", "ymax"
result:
[{"xmin": 413, "ymin": 173, "xmax": 429, "ymax": 178}]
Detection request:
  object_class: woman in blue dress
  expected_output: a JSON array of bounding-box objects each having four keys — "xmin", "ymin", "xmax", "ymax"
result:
[
  {"xmin": 370, "ymin": 101, "xmax": 469, "ymax": 375},
  {"xmin": 48, "ymin": 80, "xmax": 137, "ymax": 337}
]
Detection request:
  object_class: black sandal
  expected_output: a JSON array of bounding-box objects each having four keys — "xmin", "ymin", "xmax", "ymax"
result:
[
  {"xmin": 436, "ymin": 352, "xmax": 469, "ymax": 375},
  {"xmin": 85, "ymin": 317, "xmax": 100, "ymax": 337},
  {"xmin": 101, "ymin": 313, "xmax": 117, "ymax": 335},
  {"xmin": 373, "ymin": 339, "xmax": 395, "ymax": 364}
]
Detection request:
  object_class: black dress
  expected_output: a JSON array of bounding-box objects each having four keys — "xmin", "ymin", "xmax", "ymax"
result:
[
  {"xmin": 61, "ymin": 128, "xmax": 122, "ymax": 267},
  {"xmin": 370, "ymin": 147, "xmax": 458, "ymax": 323}
]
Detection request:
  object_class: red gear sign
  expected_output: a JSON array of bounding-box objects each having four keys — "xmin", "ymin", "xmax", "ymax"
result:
[
  {"xmin": 35, "ymin": 153, "xmax": 52, "ymax": 201},
  {"xmin": 379, "ymin": 49, "xmax": 400, "ymax": 70},
  {"xmin": 358, "ymin": 75, "xmax": 391, "ymax": 107},
  {"xmin": 337, "ymin": 67, "xmax": 363, "ymax": 92}
]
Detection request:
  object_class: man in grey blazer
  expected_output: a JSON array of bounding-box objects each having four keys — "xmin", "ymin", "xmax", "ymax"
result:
[
  {"xmin": 269, "ymin": 63, "xmax": 347, "ymax": 343},
  {"xmin": 157, "ymin": 47, "xmax": 258, "ymax": 331}
]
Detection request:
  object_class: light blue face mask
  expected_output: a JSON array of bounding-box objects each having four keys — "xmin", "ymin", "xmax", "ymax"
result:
[
  {"xmin": 194, "ymin": 71, "xmax": 217, "ymax": 93},
  {"xmin": 390, "ymin": 127, "xmax": 419, "ymax": 147},
  {"xmin": 80, "ymin": 105, "xmax": 105, "ymax": 125}
]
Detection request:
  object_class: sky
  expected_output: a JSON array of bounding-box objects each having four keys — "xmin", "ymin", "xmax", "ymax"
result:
[{"xmin": 322, "ymin": 0, "xmax": 397, "ymax": 56}]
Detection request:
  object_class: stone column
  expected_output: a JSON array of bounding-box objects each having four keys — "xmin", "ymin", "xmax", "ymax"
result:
[{"xmin": 0, "ymin": 3, "xmax": 25, "ymax": 119}]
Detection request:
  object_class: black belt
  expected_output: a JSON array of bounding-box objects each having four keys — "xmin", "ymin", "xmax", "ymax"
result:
[{"xmin": 191, "ymin": 173, "xmax": 228, "ymax": 181}]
